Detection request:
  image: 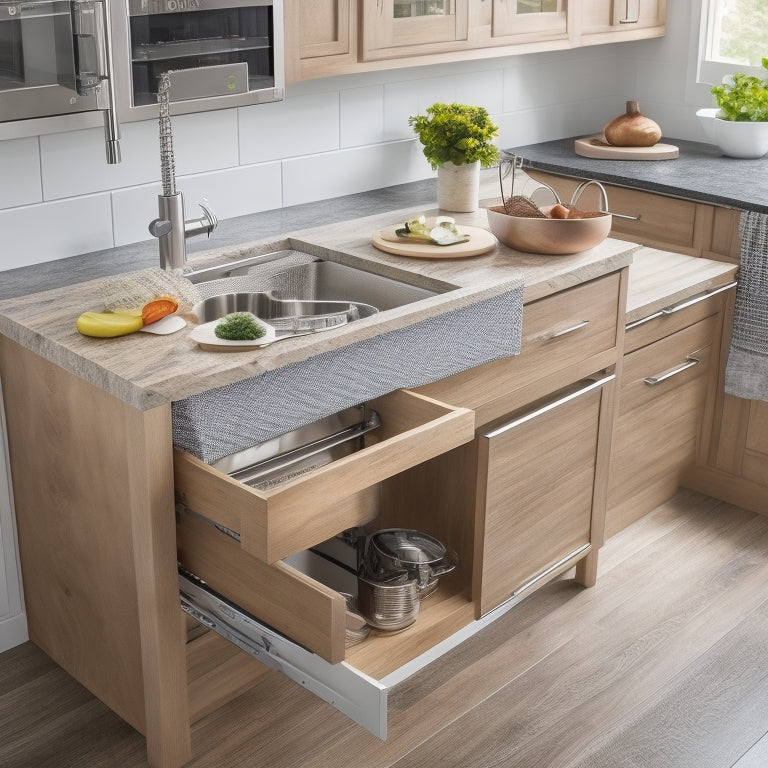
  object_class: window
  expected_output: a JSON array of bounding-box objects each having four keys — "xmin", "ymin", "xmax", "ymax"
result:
[{"xmin": 698, "ymin": 0, "xmax": 768, "ymax": 85}]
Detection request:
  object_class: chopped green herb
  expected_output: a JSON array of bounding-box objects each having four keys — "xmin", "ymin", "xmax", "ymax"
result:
[{"xmin": 214, "ymin": 313, "xmax": 267, "ymax": 341}]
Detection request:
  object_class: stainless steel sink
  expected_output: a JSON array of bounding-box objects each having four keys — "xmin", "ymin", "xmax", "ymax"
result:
[
  {"xmin": 188, "ymin": 250, "xmax": 438, "ymax": 312},
  {"xmin": 193, "ymin": 293, "xmax": 378, "ymax": 327}
]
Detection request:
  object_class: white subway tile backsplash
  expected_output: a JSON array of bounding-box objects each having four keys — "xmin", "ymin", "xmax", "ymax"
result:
[
  {"xmin": 0, "ymin": 194, "xmax": 113, "ymax": 270},
  {"xmin": 282, "ymin": 141, "xmax": 431, "ymax": 207},
  {"xmin": 0, "ymin": 138, "xmax": 42, "ymax": 209},
  {"xmin": 340, "ymin": 85, "xmax": 385, "ymax": 147},
  {"xmin": 456, "ymin": 69, "xmax": 505, "ymax": 115},
  {"xmin": 112, "ymin": 162, "xmax": 283, "ymax": 247},
  {"xmin": 239, "ymin": 92, "xmax": 340, "ymax": 164},
  {"xmin": 40, "ymin": 121, "xmax": 159, "ymax": 200},
  {"xmin": 167, "ymin": 109, "xmax": 240, "ymax": 176}
]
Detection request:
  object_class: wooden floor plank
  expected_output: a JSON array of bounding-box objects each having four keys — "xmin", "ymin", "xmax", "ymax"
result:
[{"xmin": 3, "ymin": 491, "xmax": 768, "ymax": 768}]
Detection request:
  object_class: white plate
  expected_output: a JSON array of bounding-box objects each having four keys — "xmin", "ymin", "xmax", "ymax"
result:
[{"xmin": 189, "ymin": 316, "xmax": 276, "ymax": 351}]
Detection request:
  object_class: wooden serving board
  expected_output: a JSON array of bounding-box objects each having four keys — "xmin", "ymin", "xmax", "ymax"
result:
[
  {"xmin": 372, "ymin": 225, "xmax": 497, "ymax": 259},
  {"xmin": 574, "ymin": 136, "xmax": 679, "ymax": 160}
]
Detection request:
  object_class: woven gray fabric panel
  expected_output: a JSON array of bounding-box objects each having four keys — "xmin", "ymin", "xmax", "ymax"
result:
[
  {"xmin": 172, "ymin": 286, "xmax": 524, "ymax": 463},
  {"xmin": 725, "ymin": 210, "xmax": 768, "ymax": 401}
]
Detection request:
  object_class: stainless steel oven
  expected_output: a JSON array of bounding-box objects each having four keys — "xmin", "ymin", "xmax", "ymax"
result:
[
  {"xmin": 110, "ymin": 0, "xmax": 284, "ymax": 122},
  {"xmin": 0, "ymin": 0, "xmax": 283, "ymax": 157},
  {"xmin": 0, "ymin": 0, "xmax": 121, "ymax": 160}
]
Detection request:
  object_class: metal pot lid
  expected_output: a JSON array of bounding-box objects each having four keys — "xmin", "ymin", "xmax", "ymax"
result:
[{"xmin": 371, "ymin": 529, "xmax": 446, "ymax": 565}]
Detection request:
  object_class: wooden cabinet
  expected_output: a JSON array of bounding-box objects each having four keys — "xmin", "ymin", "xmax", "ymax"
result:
[
  {"xmin": 606, "ymin": 247, "xmax": 737, "ymax": 535},
  {"xmin": 284, "ymin": 0, "xmax": 357, "ymax": 82},
  {"xmin": 527, "ymin": 170, "xmax": 742, "ymax": 262},
  {"xmin": 475, "ymin": 374, "xmax": 612, "ymax": 616},
  {"xmin": 361, "ymin": 0, "xmax": 469, "ymax": 61},
  {"xmin": 580, "ymin": 0, "xmax": 667, "ymax": 42},
  {"xmin": 420, "ymin": 272, "xmax": 625, "ymax": 615},
  {"xmin": 490, "ymin": 0, "xmax": 568, "ymax": 45},
  {"xmin": 283, "ymin": 0, "xmax": 665, "ymax": 83}
]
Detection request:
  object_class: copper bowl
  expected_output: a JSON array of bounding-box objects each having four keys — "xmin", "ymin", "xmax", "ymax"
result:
[{"xmin": 487, "ymin": 205, "xmax": 612, "ymax": 255}]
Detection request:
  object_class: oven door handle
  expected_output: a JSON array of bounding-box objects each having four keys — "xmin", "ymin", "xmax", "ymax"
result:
[{"xmin": 71, "ymin": 0, "xmax": 121, "ymax": 163}]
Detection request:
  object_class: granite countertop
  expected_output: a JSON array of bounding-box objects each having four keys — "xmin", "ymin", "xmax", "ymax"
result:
[
  {"xmin": 504, "ymin": 137, "xmax": 768, "ymax": 214},
  {"xmin": 0, "ymin": 171, "xmax": 636, "ymax": 410}
]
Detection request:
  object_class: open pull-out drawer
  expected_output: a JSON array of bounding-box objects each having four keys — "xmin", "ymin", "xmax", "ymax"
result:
[
  {"xmin": 174, "ymin": 389, "xmax": 474, "ymax": 564},
  {"xmin": 177, "ymin": 516, "xmax": 478, "ymax": 739}
]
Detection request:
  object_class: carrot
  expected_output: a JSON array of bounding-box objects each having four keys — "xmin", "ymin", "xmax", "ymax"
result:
[{"xmin": 141, "ymin": 296, "xmax": 179, "ymax": 325}]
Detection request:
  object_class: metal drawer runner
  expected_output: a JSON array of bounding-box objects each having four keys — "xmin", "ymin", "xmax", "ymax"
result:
[{"xmin": 179, "ymin": 569, "xmax": 388, "ymax": 737}]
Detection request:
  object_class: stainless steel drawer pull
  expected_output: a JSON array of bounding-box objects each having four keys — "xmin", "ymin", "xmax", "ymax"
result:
[
  {"xmin": 627, "ymin": 280, "xmax": 738, "ymax": 330},
  {"xmin": 545, "ymin": 319, "xmax": 590, "ymax": 339},
  {"xmin": 484, "ymin": 373, "xmax": 615, "ymax": 437},
  {"xmin": 661, "ymin": 281, "xmax": 738, "ymax": 315},
  {"xmin": 643, "ymin": 356, "xmax": 700, "ymax": 386}
]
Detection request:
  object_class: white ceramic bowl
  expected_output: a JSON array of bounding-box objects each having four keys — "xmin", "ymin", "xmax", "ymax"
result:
[
  {"xmin": 486, "ymin": 205, "xmax": 612, "ymax": 255},
  {"xmin": 696, "ymin": 108, "xmax": 768, "ymax": 159}
]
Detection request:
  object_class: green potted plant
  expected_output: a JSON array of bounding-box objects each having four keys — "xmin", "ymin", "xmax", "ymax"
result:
[
  {"xmin": 697, "ymin": 57, "xmax": 768, "ymax": 158},
  {"xmin": 409, "ymin": 103, "xmax": 499, "ymax": 212}
]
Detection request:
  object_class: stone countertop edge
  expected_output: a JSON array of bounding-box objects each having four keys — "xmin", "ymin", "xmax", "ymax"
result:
[
  {"xmin": 0, "ymin": 178, "xmax": 636, "ymax": 411},
  {"xmin": 504, "ymin": 137, "xmax": 768, "ymax": 215}
]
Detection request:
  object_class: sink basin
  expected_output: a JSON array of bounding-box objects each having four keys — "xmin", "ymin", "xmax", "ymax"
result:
[
  {"xmin": 192, "ymin": 293, "xmax": 378, "ymax": 326},
  {"xmin": 188, "ymin": 250, "xmax": 438, "ymax": 312}
]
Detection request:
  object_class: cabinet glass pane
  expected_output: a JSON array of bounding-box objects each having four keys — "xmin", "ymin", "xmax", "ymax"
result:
[
  {"xmin": 517, "ymin": 0, "xmax": 557, "ymax": 12},
  {"xmin": 393, "ymin": 1, "xmax": 452, "ymax": 18}
]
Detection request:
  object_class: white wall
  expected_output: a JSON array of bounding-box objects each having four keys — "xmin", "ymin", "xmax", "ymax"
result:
[{"xmin": 0, "ymin": 4, "xmax": 709, "ymax": 272}]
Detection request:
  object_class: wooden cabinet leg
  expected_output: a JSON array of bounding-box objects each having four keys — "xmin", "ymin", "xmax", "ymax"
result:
[{"xmin": 575, "ymin": 549, "xmax": 599, "ymax": 587}]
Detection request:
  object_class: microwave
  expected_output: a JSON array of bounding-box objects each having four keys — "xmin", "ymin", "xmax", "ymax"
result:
[
  {"xmin": 0, "ymin": 0, "xmax": 284, "ymax": 157},
  {"xmin": 110, "ymin": 0, "xmax": 284, "ymax": 121},
  {"xmin": 0, "ymin": 0, "xmax": 121, "ymax": 160}
]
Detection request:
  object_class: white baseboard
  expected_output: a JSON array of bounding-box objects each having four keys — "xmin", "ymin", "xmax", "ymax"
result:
[{"xmin": 0, "ymin": 612, "xmax": 28, "ymax": 653}]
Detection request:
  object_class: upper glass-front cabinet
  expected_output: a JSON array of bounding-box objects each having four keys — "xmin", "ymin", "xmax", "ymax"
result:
[
  {"xmin": 491, "ymin": 0, "xmax": 567, "ymax": 42},
  {"xmin": 362, "ymin": 0, "xmax": 469, "ymax": 60}
]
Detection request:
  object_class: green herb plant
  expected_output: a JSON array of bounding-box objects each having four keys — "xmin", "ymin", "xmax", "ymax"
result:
[
  {"xmin": 214, "ymin": 312, "xmax": 267, "ymax": 341},
  {"xmin": 409, "ymin": 103, "xmax": 499, "ymax": 170},
  {"xmin": 711, "ymin": 57, "xmax": 768, "ymax": 121}
]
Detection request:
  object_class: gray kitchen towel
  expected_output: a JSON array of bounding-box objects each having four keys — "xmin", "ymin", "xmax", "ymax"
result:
[
  {"xmin": 725, "ymin": 210, "xmax": 768, "ymax": 402},
  {"xmin": 172, "ymin": 285, "xmax": 524, "ymax": 464}
]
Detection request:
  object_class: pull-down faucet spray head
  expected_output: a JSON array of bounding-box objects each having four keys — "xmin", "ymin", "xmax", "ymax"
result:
[{"xmin": 149, "ymin": 71, "xmax": 217, "ymax": 271}]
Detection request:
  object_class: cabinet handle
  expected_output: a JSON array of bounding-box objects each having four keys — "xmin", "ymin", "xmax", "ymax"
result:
[
  {"xmin": 626, "ymin": 280, "xmax": 738, "ymax": 330},
  {"xmin": 643, "ymin": 356, "xmax": 700, "ymax": 386},
  {"xmin": 483, "ymin": 373, "xmax": 615, "ymax": 437},
  {"xmin": 619, "ymin": 0, "xmax": 640, "ymax": 23},
  {"xmin": 661, "ymin": 280, "xmax": 738, "ymax": 315},
  {"xmin": 543, "ymin": 319, "xmax": 590, "ymax": 340}
]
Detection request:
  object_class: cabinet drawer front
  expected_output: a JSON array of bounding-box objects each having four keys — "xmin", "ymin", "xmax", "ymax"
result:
[
  {"xmin": 177, "ymin": 509, "xmax": 348, "ymax": 663},
  {"xmin": 417, "ymin": 272, "xmax": 622, "ymax": 423},
  {"xmin": 619, "ymin": 315, "xmax": 717, "ymax": 414},
  {"xmin": 476, "ymin": 378, "xmax": 609, "ymax": 616},
  {"xmin": 174, "ymin": 389, "xmax": 474, "ymax": 563}
]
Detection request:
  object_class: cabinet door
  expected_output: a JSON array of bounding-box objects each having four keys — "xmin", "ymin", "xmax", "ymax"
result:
[
  {"xmin": 474, "ymin": 376, "xmax": 612, "ymax": 617},
  {"xmin": 581, "ymin": 0, "xmax": 666, "ymax": 38},
  {"xmin": 491, "ymin": 0, "xmax": 567, "ymax": 43},
  {"xmin": 284, "ymin": 0, "xmax": 356, "ymax": 82},
  {"xmin": 362, "ymin": 0, "xmax": 469, "ymax": 60}
]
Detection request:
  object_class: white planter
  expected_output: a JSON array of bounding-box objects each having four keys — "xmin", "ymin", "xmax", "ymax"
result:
[
  {"xmin": 437, "ymin": 160, "xmax": 480, "ymax": 212},
  {"xmin": 696, "ymin": 108, "xmax": 768, "ymax": 159}
]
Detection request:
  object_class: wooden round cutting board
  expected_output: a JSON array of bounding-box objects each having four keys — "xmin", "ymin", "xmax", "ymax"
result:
[
  {"xmin": 372, "ymin": 225, "xmax": 497, "ymax": 259},
  {"xmin": 574, "ymin": 136, "xmax": 679, "ymax": 160}
]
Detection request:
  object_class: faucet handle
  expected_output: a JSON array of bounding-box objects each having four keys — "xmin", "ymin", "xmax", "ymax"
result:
[
  {"xmin": 149, "ymin": 218, "xmax": 173, "ymax": 238},
  {"xmin": 198, "ymin": 199, "xmax": 218, "ymax": 236},
  {"xmin": 185, "ymin": 199, "xmax": 218, "ymax": 239}
]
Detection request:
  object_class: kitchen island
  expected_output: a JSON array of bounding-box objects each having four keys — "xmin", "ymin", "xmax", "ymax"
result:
[{"xmin": 0, "ymin": 162, "xmax": 745, "ymax": 768}]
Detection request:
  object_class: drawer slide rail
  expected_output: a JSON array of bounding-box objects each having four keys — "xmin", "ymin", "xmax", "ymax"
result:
[{"xmin": 179, "ymin": 569, "xmax": 388, "ymax": 738}]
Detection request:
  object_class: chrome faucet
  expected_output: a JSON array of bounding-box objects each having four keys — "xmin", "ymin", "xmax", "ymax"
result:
[{"xmin": 149, "ymin": 72, "xmax": 217, "ymax": 271}]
